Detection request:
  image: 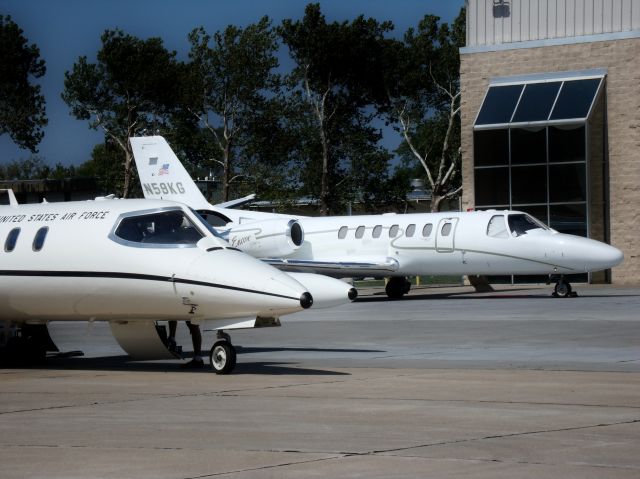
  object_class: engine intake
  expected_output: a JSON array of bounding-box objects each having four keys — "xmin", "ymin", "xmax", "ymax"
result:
[{"xmin": 226, "ymin": 218, "xmax": 304, "ymax": 258}]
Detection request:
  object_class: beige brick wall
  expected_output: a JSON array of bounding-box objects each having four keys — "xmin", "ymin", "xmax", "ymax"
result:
[{"xmin": 460, "ymin": 38, "xmax": 640, "ymax": 284}]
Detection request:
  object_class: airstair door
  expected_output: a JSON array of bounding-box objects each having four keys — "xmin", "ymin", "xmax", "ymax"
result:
[{"xmin": 435, "ymin": 218, "xmax": 458, "ymax": 253}]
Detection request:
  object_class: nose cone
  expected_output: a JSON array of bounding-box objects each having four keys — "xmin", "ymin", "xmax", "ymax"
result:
[
  {"xmin": 186, "ymin": 248, "xmax": 311, "ymax": 318},
  {"xmin": 557, "ymin": 234, "xmax": 624, "ymax": 272},
  {"xmin": 286, "ymin": 272, "xmax": 357, "ymax": 309}
]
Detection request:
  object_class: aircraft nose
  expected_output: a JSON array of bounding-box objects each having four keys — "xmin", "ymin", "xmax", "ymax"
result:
[
  {"xmin": 592, "ymin": 242, "xmax": 624, "ymax": 269},
  {"xmin": 562, "ymin": 236, "xmax": 624, "ymax": 271},
  {"xmin": 300, "ymin": 292, "xmax": 313, "ymax": 309}
]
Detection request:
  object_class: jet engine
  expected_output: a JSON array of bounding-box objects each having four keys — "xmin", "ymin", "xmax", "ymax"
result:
[{"xmin": 225, "ymin": 219, "xmax": 304, "ymax": 258}]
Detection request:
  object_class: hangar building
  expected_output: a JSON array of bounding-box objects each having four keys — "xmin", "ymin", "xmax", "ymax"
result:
[{"xmin": 460, "ymin": 0, "xmax": 640, "ymax": 284}]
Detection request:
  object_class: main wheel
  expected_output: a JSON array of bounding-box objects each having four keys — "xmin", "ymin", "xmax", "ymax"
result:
[
  {"xmin": 209, "ymin": 340, "xmax": 237, "ymax": 375},
  {"xmin": 385, "ymin": 277, "xmax": 411, "ymax": 299},
  {"xmin": 554, "ymin": 281, "xmax": 572, "ymax": 298}
]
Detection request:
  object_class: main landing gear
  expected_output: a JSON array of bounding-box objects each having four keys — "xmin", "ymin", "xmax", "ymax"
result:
[
  {"xmin": 209, "ymin": 330, "xmax": 236, "ymax": 374},
  {"xmin": 385, "ymin": 276, "xmax": 411, "ymax": 299},
  {"xmin": 551, "ymin": 276, "xmax": 577, "ymax": 298}
]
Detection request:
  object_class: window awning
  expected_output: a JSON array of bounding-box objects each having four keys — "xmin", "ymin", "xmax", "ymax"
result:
[{"xmin": 474, "ymin": 70, "xmax": 605, "ymax": 129}]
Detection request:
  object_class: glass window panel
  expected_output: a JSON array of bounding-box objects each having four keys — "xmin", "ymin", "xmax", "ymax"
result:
[
  {"xmin": 549, "ymin": 204, "xmax": 587, "ymax": 236},
  {"xmin": 338, "ymin": 226, "xmax": 348, "ymax": 239},
  {"xmin": 511, "ymin": 127, "xmax": 546, "ymax": 165},
  {"xmin": 514, "ymin": 205, "xmax": 549, "ymax": 227},
  {"xmin": 512, "ymin": 82, "xmax": 561, "ymax": 123},
  {"xmin": 550, "ymin": 78, "xmax": 601, "ymax": 120},
  {"xmin": 548, "ymin": 125, "xmax": 585, "ymax": 163},
  {"xmin": 474, "ymin": 129, "xmax": 509, "ymax": 166},
  {"xmin": 549, "ymin": 164, "xmax": 586, "ymax": 203},
  {"xmin": 355, "ymin": 226, "xmax": 365, "ymax": 239},
  {"xmin": 5, "ymin": 227, "xmax": 20, "ymax": 252},
  {"xmin": 511, "ymin": 165, "xmax": 547, "ymax": 205},
  {"xmin": 372, "ymin": 225, "xmax": 382, "ymax": 238},
  {"xmin": 389, "ymin": 225, "xmax": 399, "ymax": 238},
  {"xmin": 33, "ymin": 227, "xmax": 48, "ymax": 252},
  {"xmin": 406, "ymin": 224, "xmax": 416, "ymax": 237},
  {"xmin": 474, "ymin": 167, "xmax": 509, "ymax": 206},
  {"xmin": 422, "ymin": 224, "xmax": 433, "ymax": 237},
  {"xmin": 475, "ymin": 85, "xmax": 523, "ymax": 125},
  {"xmin": 441, "ymin": 223, "xmax": 452, "ymax": 236}
]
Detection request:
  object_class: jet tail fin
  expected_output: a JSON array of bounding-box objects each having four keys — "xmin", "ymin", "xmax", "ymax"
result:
[{"xmin": 130, "ymin": 136, "xmax": 212, "ymax": 210}]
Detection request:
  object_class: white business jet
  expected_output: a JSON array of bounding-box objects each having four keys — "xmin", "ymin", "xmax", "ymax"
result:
[
  {"xmin": 0, "ymin": 189, "xmax": 355, "ymax": 374},
  {"xmin": 131, "ymin": 136, "xmax": 624, "ymax": 299}
]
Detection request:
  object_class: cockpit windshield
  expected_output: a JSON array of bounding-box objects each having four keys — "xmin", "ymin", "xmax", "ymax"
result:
[
  {"xmin": 508, "ymin": 214, "xmax": 549, "ymax": 237},
  {"xmin": 113, "ymin": 209, "xmax": 204, "ymax": 247},
  {"xmin": 190, "ymin": 208, "xmax": 226, "ymax": 239}
]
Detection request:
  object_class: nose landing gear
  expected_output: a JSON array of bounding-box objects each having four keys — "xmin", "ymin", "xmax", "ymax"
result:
[
  {"xmin": 209, "ymin": 330, "xmax": 236, "ymax": 374},
  {"xmin": 551, "ymin": 276, "xmax": 577, "ymax": 298}
]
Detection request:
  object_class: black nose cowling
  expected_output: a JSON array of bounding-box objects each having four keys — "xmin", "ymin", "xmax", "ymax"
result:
[
  {"xmin": 300, "ymin": 292, "xmax": 313, "ymax": 309},
  {"xmin": 348, "ymin": 288, "xmax": 358, "ymax": 301}
]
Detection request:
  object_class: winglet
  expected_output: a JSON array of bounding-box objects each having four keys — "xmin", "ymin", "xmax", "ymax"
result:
[{"xmin": 130, "ymin": 136, "xmax": 212, "ymax": 210}]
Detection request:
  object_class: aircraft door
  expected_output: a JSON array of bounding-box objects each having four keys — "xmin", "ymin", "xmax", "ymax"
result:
[{"xmin": 435, "ymin": 218, "xmax": 458, "ymax": 253}]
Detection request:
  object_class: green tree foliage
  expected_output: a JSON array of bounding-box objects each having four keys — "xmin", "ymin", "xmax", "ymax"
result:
[
  {"xmin": 0, "ymin": 15, "xmax": 47, "ymax": 152},
  {"xmin": 384, "ymin": 8, "xmax": 466, "ymax": 212},
  {"xmin": 62, "ymin": 29, "xmax": 179, "ymax": 197},
  {"xmin": 76, "ymin": 141, "xmax": 140, "ymax": 197},
  {"xmin": 279, "ymin": 3, "xmax": 395, "ymax": 215},
  {"xmin": 0, "ymin": 157, "xmax": 74, "ymax": 180},
  {"xmin": 179, "ymin": 17, "xmax": 280, "ymax": 201}
]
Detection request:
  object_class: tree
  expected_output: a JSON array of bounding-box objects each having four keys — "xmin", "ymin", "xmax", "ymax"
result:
[
  {"xmin": 0, "ymin": 15, "xmax": 47, "ymax": 152},
  {"xmin": 384, "ymin": 9, "xmax": 466, "ymax": 212},
  {"xmin": 62, "ymin": 29, "xmax": 179, "ymax": 197},
  {"xmin": 0, "ymin": 156, "xmax": 74, "ymax": 180},
  {"xmin": 179, "ymin": 17, "xmax": 280, "ymax": 202},
  {"xmin": 279, "ymin": 3, "xmax": 394, "ymax": 215}
]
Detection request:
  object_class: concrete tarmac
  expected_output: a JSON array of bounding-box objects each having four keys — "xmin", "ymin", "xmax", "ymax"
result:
[{"xmin": 1, "ymin": 284, "xmax": 639, "ymax": 478}]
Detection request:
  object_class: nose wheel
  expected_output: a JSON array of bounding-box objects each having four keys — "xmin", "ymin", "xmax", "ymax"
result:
[
  {"xmin": 553, "ymin": 279, "xmax": 575, "ymax": 298},
  {"xmin": 209, "ymin": 332, "xmax": 237, "ymax": 374}
]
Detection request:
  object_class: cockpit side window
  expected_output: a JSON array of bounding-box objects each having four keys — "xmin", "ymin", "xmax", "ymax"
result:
[
  {"xmin": 508, "ymin": 213, "xmax": 548, "ymax": 237},
  {"xmin": 113, "ymin": 209, "xmax": 204, "ymax": 247},
  {"xmin": 487, "ymin": 215, "xmax": 509, "ymax": 238}
]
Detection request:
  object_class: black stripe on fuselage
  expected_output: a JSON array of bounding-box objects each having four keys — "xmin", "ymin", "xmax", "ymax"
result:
[{"xmin": 0, "ymin": 270, "xmax": 300, "ymax": 302}]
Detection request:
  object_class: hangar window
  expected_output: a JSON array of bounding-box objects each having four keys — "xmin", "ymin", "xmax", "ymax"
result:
[
  {"xmin": 338, "ymin": 226, "xmax": 348, "ymax": 239},
  {"xmin": 389, "ymin": 225, "xmax": 399, "ymax": 238},
  {"xmin": 112, "ymin": 209, "xmax": 203, "ymax": 247},
  {"xmin": 33, "ymin": 227, "xmax": 48, "ymax": 252},
  {"xmin": 5, "ymin": 227, "xmax": 20, "ymax": 252},
  {"xmin": 473, "ymin": 70, "xmax": 606, "ymax": 272},
  {"xmin": 422, "ymin": 223, "xmax": 433, "ymax": 237},
  {"xmin": 355, "ymin": 226, "xmax": 365, "ymax": 239},
  {"xmin": 405, "ymin": 224, "xmax": 416, "ymax": 237},
  {"xmin": 372, "ymin": 225, "xmax": 382, "ymax": 238}
]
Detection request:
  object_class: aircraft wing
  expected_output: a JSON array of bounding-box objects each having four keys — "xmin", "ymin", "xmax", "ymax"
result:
[{"xmin": 262, "ymin": 256, "xmax": 400, "ymax": 277}]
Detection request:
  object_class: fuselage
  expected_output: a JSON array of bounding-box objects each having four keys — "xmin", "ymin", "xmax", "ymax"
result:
[
  {"xmin": 212, "ymin": 207, "xmax": 624, "ymax": 278},
  {"xmin": 0, "ymin": 198, "xmax": 312, "ymax": 324}
]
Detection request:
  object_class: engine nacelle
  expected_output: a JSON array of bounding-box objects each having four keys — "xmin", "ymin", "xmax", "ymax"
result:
[{"xmin": 226, "ymin": 219, "xmax": 304, "ymax": 258}]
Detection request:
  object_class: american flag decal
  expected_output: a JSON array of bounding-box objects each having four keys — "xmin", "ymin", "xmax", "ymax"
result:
[{"xmin": 158, "ymin": 164, "xmax": 170, "ymax": 175}]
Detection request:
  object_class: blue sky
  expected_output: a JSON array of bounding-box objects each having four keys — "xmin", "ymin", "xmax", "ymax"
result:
[{"xmin": 0, "ymin": 0, "xmax": 464, "ymax": 167}]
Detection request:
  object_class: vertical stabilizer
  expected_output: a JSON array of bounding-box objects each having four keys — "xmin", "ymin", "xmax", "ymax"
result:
[{"xmin": 130, "ymin": 136, "xmax": 212, "ymax": 210}]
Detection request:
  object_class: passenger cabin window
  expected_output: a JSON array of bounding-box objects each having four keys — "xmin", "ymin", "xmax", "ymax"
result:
[
  {"xmin": 338, "ymin": 226, "xmax": 348, "ymax": 239},
  {"xmin": 33, "ymin": 227, "xmax": 48, "ymax": 252},
  {"xmin": 441, "ymin": 223, "xmax": 452, "ymax": 236},
  {"xmin": 422, "ymin": 223, "xmax": 433, "ymax": 237},
  {"xmin": 5, "ymin": 227, "xmax": 20, "ymax": 252},
  {"xmin": 372, "ymin": 225, "xmax": 382, "ymax": 238},
  {"xmin": 487, "ymin": 215, "xmax": 509, "ymax": 238},
  {"xmin": 355, "ymin": 226, "xmax": 365, "ymax": 239},
  {"xmin": 508, "ymin": 213, "xmax": 548, "ymax": 237},
  {"xmin": 406, "ymin": 224, "xmax": 416, "ymax": 237},
  {"xmin": 389, "ymin": 225, "xmax": 399, "ymax": 238},
  {"xmin": 114, "ymin": 210, "xmax": 203, "ymax": 246}
]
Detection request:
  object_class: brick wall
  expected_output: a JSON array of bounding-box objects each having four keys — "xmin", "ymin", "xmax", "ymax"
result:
[{"xmin": 460, "ymin": 38, "xmax": 640, "ymax": 284}]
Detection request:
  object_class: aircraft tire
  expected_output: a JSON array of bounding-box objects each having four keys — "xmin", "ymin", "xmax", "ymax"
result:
[
  {"xmin": 209, "ymin": 340, "xmax": 237, "ymax": 374},
  {"xmin": 386, "ymin": 277, "xmax": 411, "ymax": 299},
  {"xmin": 554, "ymin": 280, "xmax": 572, "ymax": 298}
]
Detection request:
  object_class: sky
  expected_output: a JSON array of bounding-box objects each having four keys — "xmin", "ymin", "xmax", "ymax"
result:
[{"xmin": 0, "ymin": 0, "xmax": 465, "ymax": 167}]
